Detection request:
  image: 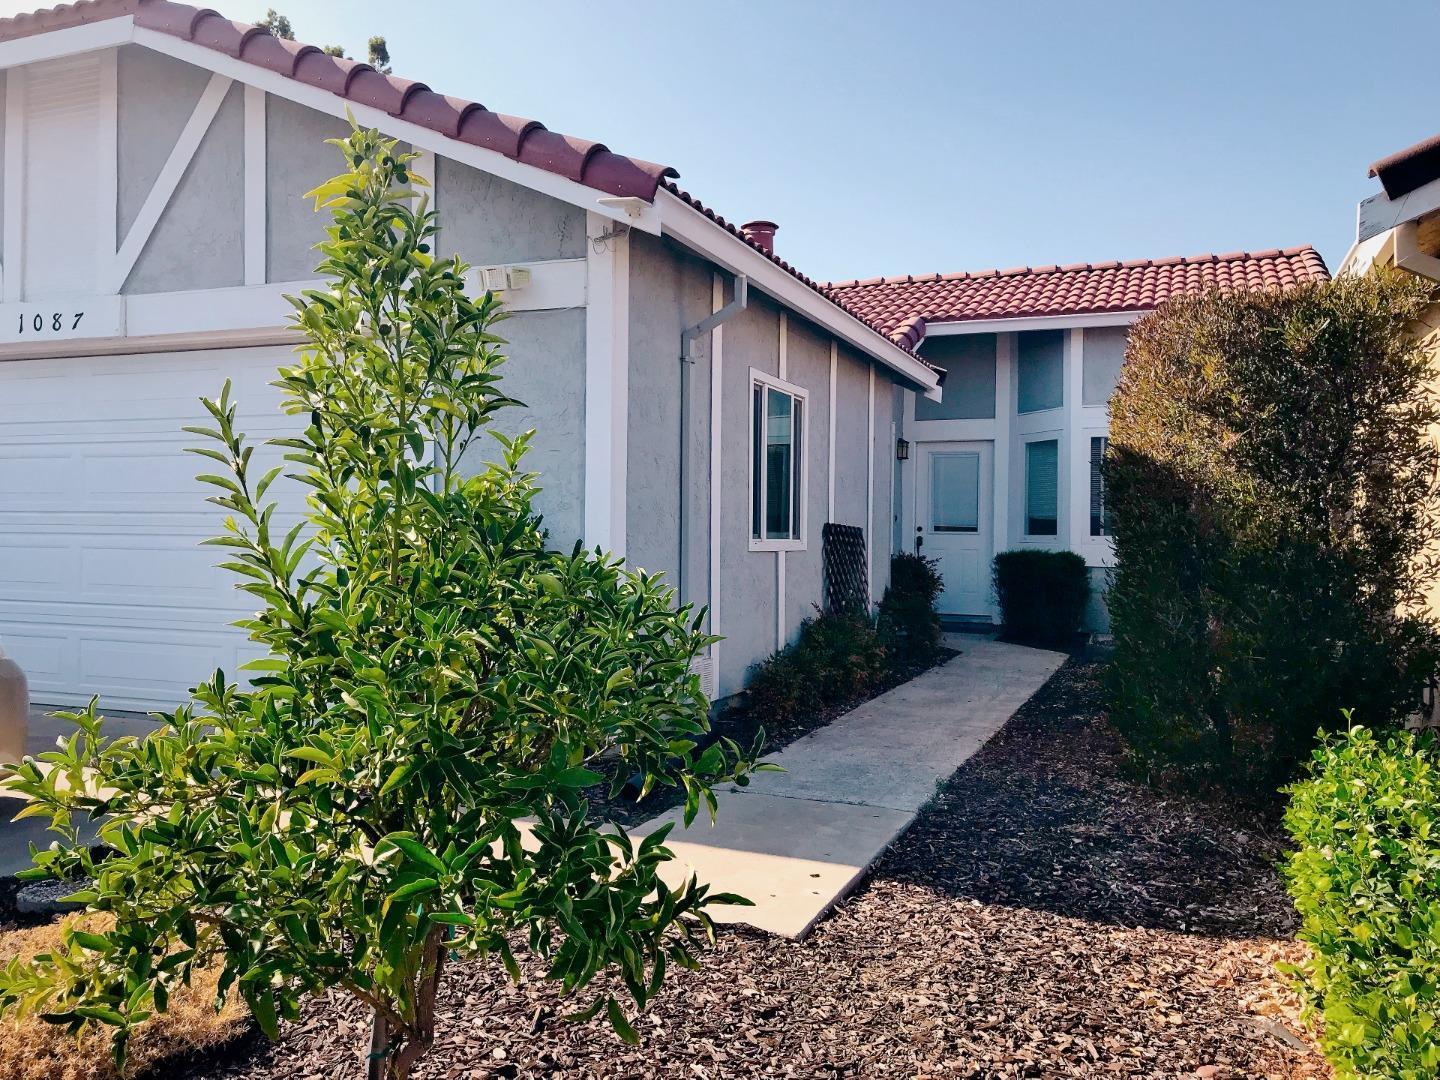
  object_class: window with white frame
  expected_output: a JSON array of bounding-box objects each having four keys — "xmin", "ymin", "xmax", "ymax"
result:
[
  {"xmin": 750, "ymin": 372, "xmax": 806, "ymax": 549},
  {"xmin": 1089, "ymin": 436, "xmax": 1113, "ymax": 537},
  {"xmin": 1024, "ymin": 439, "xmax": 1059, "ymax": 536}
]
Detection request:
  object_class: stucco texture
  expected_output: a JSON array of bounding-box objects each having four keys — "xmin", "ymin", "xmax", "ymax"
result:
[
  {"xmin": 435, "ymin": 156, "xmax": 584, "ymax": 266},
  {"xmin": 120, "ymin": 48, "xmax": 243, "ymax": 293},
  {"xmin": 265, "ymin": 94, "xmax": 351, "ymax": 283},
  {"xmin": 461, "ymin": 308, "xmax": 587, "ymax": 550},
  {"xmin": 625, "ymin": 232, "xmax": 713, "ymax": 597}
]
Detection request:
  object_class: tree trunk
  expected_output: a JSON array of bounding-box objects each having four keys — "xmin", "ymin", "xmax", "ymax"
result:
[
  {"xmin": 370, "ymin": 927, "xmax": 448, "ymax": 1080},
  {"xmin": 367, "ymin": 1009, "xmax": 393, "ymax": 1080}
]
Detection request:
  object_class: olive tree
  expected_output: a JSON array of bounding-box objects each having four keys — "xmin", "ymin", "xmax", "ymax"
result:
[{"xmin": 0, "ymin": 125, "xmax": 762, "ymax": 1079}]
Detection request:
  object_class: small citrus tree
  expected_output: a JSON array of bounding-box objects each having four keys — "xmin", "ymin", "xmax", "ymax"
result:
[{"xmin": 0, "ymin": 126, "xmax": 762, "ymax": 1079}]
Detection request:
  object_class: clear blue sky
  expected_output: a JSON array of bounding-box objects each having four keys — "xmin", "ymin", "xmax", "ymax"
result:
[{"xmin": 18, "ymin": 0, "xmax": 1440, "ymax": 279}]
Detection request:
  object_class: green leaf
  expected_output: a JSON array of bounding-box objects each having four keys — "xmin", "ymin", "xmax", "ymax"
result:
[{"xmin": 606, "ymin": 997, "xmax": 640, "ymax": 1045}]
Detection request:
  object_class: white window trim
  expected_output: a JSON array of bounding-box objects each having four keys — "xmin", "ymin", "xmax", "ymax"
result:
[{"xmin": 748, "ymin": 367, "xmax": 809, "ymax": 553}]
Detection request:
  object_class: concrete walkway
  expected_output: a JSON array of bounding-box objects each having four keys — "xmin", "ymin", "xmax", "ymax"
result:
[{"xmin": 637, "ymin": 635, "xmax": 1066, "ymax": 939}]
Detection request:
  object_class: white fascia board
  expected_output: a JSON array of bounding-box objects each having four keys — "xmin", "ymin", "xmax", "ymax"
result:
[
  {"xmin": 129, "ymin": 26, "xmax": 660, "ymax": 234},
  {"xmin": 923, "ymin": 310, "xmax": 1143, "ymax": 337},
  {"xmin": 1357, "ymin": 176, "xmax": 1440, "ymax": 244},
  {"xmin": 0, "ymin": 16, "xmax": 135, "ymax": 68},
  {"xmin": 655, "ymin": 188, "xmax": 942, "ymax": 401}
]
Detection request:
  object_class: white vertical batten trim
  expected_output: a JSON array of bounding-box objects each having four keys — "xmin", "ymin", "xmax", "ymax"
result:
[
  {"xmin": 243, "ymin": 84, "xmax": 265, "ymax": 286},
  {"xmin": 1065, "ymin": 328, "xmax": 1087, "ymax": 552},
  {"xmin": 867, "ymin": 363, "xmax": 876, "ymax": 605},
  {"xmin": 94, "ymin": 47, "xmax": 117, "ymax": 294},
  {"xmin": 583, "ymin": 211, "xmax": 629, "ymax": 555},
  {"xmin": 992, "ymin": 333, "xmax": 1013, "ymax": 611},
  {"xmin": 827, "ymin": 341, "xmax": 837, "ymax": 525},
  {"xmin": 3, "ymin": 67, "xmax": 25, "ymax": 302},
  {"xmin": 777, "ymin": 311, "xmax": 787, "ymax": 649},
  {"xmin": 109, "ymin": 72, "xmax": 231, "ymax": 293},
  {"xmin": 708, "ymin": 272, "xmax": 724, "ymax": 694}
]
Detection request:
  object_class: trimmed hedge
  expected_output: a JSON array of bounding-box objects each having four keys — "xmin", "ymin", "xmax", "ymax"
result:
[
  {"xmin": 878, "ymin": 552, "xmax": 945, "ymax": 671},
  {"xmin": 1283, "ymin": 725, "xmax": 1440, "ymax": 1079},
  {"xmin": 1107, "ymin": 271, "xmax": 1440, "ymax": 788},
  {"xmin": 992, "ymin": 549, "xmax": 1089, "ymax": 645}
]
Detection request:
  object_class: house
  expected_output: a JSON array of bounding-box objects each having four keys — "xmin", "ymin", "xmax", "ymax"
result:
[
  {"xmin": 0, "ymin": 0, "xmax": 1325, "ymax": 715},
  {"xmin": 830, "ymin": 248, "xmax": 1330, "ymax": 630},
  {"xmin": 1342, "ymin": 131, "xmax": 1440, "ymax": 614},
  {"xmin": 0, "ymin": 0, "xmax": 940, "ymax": 711}
]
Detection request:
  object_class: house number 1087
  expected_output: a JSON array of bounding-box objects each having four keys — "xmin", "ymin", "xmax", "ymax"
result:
[{"xmin": 17, "ymin": 311, "xmax": 84, "ymax": 334}]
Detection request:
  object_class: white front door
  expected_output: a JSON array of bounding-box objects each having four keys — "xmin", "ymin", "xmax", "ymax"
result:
[{"xmin": 916, "ymin": 441, "xmax": 993, "ymax": 617}]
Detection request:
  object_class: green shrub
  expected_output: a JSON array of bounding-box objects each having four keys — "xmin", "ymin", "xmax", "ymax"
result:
[
  {"xmin": 992, "ymin": 549, "xmax": 1089, "ymax": 645},
  {"xmin": 1283, "ymin": 724, "xmax": 1440, "ymax": 1079},
  {"xmin": 747, "ymin": 611, "xmax": 887, "ymax": 724},
  {"xmin": 878, "ymin": 553, "xmax": 945, "ymax": 671},
  {"xmin": 1107, "ymin": 271, "xmax": 1440, "ymax": 789}
]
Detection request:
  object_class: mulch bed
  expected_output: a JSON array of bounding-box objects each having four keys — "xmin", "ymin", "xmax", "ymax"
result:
[
  {"xmin": 584, "ymin": 644, "xmax": 961, "ymax": 826},
  {"xmin": 171, "ymin": 650, "xmax": 1329, "ymax": 1080}
]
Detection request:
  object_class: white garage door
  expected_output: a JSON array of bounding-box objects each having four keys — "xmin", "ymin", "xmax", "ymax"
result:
[{"xmin": 0, "ymin": 346, "xmax": 308, "ymax": 712}]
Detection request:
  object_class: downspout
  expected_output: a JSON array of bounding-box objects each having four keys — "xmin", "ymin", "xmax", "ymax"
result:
[{"xmin": 678, "ymin": 274, "xmax": 748, "ymax": 615}]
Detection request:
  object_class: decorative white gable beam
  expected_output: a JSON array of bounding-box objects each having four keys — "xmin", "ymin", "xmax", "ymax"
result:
[
  {"xmin": 107, "ymin": 72, "xmax": 232, "ymax": 293},
  {"xmin": 0, "ymin": 16, "xmax": 135, "ymax": 69}
]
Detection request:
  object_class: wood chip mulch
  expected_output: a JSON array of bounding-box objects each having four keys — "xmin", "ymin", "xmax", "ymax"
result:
[{"xmin": 175, "ymin": 653, "xmax": 1330, "ymax": 1080}]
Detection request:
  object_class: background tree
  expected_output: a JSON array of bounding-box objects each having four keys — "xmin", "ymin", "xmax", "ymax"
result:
[
  {"xmin": 368, "ymin": 36, "xmax": 392, "ymax": 74},
  {"xmin": 1105, "ymin": 271, "xmax": 1440, "ymax": 790},
  {"xmin": 0, "ymin": 126, "xmax": 763, "ymax": 1080},
  {"xmin": 257, "ymin": 7, "xmax": 292, "ymax": 40},
  {"xmin": 259, "ymin": 8, "xmax": 390, "ymax": 70}
]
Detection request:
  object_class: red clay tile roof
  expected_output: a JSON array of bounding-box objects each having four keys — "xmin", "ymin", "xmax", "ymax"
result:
[
  {"xmin": 824, "ymin": 247, "xmax": 1331, "ymax": 337},
  {"xmin": 1369, "ymin": 133, "xmax": 1440, "ymax": 200},
  {"xmin": 0, "ymin": 0, "xmax": 678, "ymax": 201}
]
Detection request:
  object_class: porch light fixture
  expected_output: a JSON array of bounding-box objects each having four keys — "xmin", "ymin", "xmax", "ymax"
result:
[{"xmin": 896, "ymin": 437, "xmax": 910, "ymax": 461}]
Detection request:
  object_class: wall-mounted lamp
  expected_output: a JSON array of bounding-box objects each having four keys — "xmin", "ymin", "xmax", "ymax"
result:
[{"xmin": 896, "ymin": 437, "xmax": 910, "ymax": 461}]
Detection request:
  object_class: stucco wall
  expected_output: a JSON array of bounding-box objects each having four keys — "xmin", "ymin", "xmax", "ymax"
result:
[
  {"xmin": 781, "ymin": 315, "xmax": 833, "ymax": 644},
  {"xmin": 434, "ymin": 157, "xmax": 584, "ymax": 266},
  {"xmin": 915, "ymin": 334, "xmax": 997, "ymax": 420},
  {"xmin": 831, "ymin": 346, "xmax": 873, "ymax": 532},
  {"xmin": 266, "ymin": 94, "xmax": 351, "ymax": 283},
  {"xmin": 121, "ymin": 48, "xmax": 243, "ymax": 293},
  {"xmin": 717, "ymin": 292, "xmax": 782, "ymax": 693},
  {"xmin": 624, "ymin": 232, "xmax": 713, "ymax": 596},
  {"xmin": 460, "ymin": 308, "xmax": 587, "ymax": 549}
]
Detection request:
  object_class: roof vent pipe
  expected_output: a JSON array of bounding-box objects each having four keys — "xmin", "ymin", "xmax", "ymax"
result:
[{"xmin": 741, "ymin": 220, "xmax": 778, "ymax": 256}]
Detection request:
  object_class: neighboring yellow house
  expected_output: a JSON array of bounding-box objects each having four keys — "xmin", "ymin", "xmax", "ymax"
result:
[{"xmin": 1343, "ymin": 133, "xmax": 1440, "ymax": 619}]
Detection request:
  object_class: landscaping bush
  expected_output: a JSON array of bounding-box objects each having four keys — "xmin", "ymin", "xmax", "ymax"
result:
[
  {"xmin": 992, "ymin": 549, "xmax": 1089, "ymax": 645},
  {"xmin": 1106, "ymin": 271, "xmax": 1440, "ymax": 789},
  {"xmin": 877, "ymin": 552, "xmax": 945, "ymax": 671},
  {"xmin": 747, "ymin": 611, "xmax": 887, "ymax": 723},
  {"xmin": 1283, "ymin": 724, "xmax": 1440, "ymax": 1079}
]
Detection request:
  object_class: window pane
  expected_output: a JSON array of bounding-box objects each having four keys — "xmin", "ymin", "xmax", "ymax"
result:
[
  {"xmin": 1017, "ymin": 330, "xmax": 1064, "ymax": 413},
  {"xmin": 765, "ymin": 387, "xmax": 793, "ymax": 540},
  {"xmin": 1025, "ymin": 439, "xmax": 1058, "ymax": 536},
  {"xmin": 931, "ymin": 452, "xmax": 980, "ymax": 532},
  {"xmin": 1082, "ymin": 327, "xmax": 1126, "ymax": 408},
  {"xmin": 751, "ymin": 385, "xmax": 763, "ymax": 539},
  {"xmin": 1090, "ymin": 436, "xmax": 1112, "ymax": 537}
]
